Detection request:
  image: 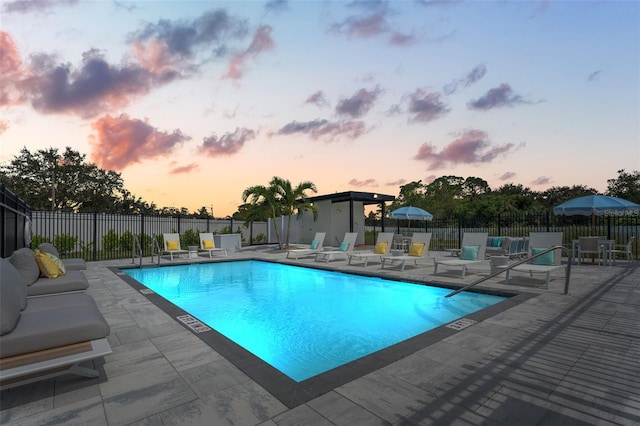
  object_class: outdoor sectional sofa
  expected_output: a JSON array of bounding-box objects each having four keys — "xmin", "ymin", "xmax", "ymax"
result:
[
  {"xmin": 8, "ymin": 248, "xmax": 89, "ymax": 296},
  {"xmin": 0, "ymin": 257, "xmax": 111, "ymax": 390}
]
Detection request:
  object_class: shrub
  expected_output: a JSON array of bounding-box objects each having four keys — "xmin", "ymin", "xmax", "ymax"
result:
[
  {"xmin": 181, "ymin": 229, "xmax": 200, "ymax": 248},
  {"xmin": 54, "ymin": 233, "xmax": 78, "ymax": 255},
  {"xmin": 120, "ymin": 230, "xmax": 134, "ymax": 251},
  {"xmin": 30, "ymin": 234, "xmax": 52, "ymax": 248},
  {"xmin": 102, "ymin": 229, "xmax": 119, "ymax": 252}
]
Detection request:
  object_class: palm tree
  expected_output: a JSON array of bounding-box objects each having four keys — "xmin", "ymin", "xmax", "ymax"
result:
[
  {"xmin": 242, "ymin": 176, "xmax": 317, "ymax": 249},
  {"xmin": 271, "ymin": 177, "xmax": 318, "ymax": 249}
]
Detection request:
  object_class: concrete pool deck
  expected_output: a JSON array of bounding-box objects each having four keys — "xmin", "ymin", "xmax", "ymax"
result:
[{"xmin": 1, "ymin": 247, "xmax": 639, "ymax": 425}]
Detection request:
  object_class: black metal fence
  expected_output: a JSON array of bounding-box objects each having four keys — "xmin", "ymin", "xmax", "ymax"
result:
[
  {"xmin": 369, "ymin": 211, "xmax": 639, "ymax": 259},
  {"xmin": 0, "ymin": 184, "xmax": 32, "ymax": 258},
  {"xmin": 29, "ymin": 211, "xmax": 269, "ymax": 261}
]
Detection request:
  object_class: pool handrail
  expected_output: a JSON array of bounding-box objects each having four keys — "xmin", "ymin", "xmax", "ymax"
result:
[{"xmin": 445, "ymin": 245, "xmax": 573, "ymax": 298}]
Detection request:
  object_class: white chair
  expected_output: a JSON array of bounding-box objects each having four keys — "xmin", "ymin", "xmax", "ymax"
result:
[
  {"xmin": 348, "ymin": 232, "xmax": 394, "ymax": 267},
  {"xmin": 199, "ymin": 233, "xmax": 228, "ymax": 258},
  {"xmin": 577, "ymin": 237, "xmax": 604, "ymax": 265},
  {"xmin": 609, "ymin": 236, "xmax": 634, "ymax": 264},
  {"xmin": 505, "ymin": 232, "xmax": 566, "ymax": 288},
  {"xmin": 381, "ymin": 233, "xmax": 432, "ymax": 271},
  {"xmin": 162, "ymin": 233, "xmax": 188, "ymax": 260},
  {"xmin": 433, "ymin": 233, "xmax": 488, "ymax": 278},
  {"xmin": 315, "ymin": 233, "xmax": 358, "ymax": 262},
  {"xmin": 287, "ymin": 232, "xmax": 326, "ymax": 259}
]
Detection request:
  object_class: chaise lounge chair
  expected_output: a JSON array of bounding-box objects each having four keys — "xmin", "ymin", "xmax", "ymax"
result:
[
  {"xmin": 9, "ymin": 248, "xmax": 89, "ymax": 296},
  {"xmin": 315, "ymin": 232, "xmax": 358, "ymax": 263},
  {"xmin": 287, "ymin": 232, "xmax": 326, "ymax": 259},
  {"xmin": 198, "ymin": 233, "xmax": 228, "ymax": 258},
  {"xmin": 0, "ymin": 258, "xmax": 111, "ymax": 390},
  {"xmin": 433, "ymin": 232, "xmax": 488, "ymax": 278},
  {"xmin": 381, "ymin": 232, "xmax": 432, "ymax": 271},
  {"xmin": 38, "ymin": 242, "xmax": 87, "ymax": 271},
  {"xmin": 504, "ymin": 232, "xmax": 566, "ymax": 288},
  {"xmin": 162, "ymin": 233, "xmax": 188, "ymax": 260},
  {"xmin": 347, "ymin": 232, "xmax": 394, "ymax": 267}
]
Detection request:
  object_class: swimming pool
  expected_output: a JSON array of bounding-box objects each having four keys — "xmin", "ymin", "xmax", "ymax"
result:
[{"xmin": 123, "ymin": 260, "xmax": 506, "ymax": 382}]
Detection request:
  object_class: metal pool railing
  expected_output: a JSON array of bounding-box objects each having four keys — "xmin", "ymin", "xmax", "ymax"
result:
[{"xmin": 445, "ymin": 245, "xmax": 574, "ymax": 297}]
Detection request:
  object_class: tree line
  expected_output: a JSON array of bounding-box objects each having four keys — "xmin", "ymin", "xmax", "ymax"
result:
[{"xmin": 1, "ymin": 146, "xmax": 638, "ymax": 224}]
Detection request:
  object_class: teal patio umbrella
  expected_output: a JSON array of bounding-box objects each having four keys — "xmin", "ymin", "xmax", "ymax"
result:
[
  {"xmin": 389, "ymin": 206, "xmax": 433, "ymax": 232},
  {"xmin": 553, "ymin": 195, "xmax": 640, "ymax": 235}
]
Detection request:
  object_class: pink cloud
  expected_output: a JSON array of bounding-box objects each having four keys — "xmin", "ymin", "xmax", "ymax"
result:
[
  {"xmin": 197, "ymin": 127, "xmax": 256, "ymax": 157},
  {"xmin": 334, "ymin": 12, "xmax": 390, "ymax": 38},
  {"xmin": 531, "ymin": 176, "xmax": 551, "ymax": 185},
  {"xmin": 275, "ymin": 119, "xmax": 367, "ymax": 142},
  {"xmin": 170, "ymin": 163, "xmax": 199, "ymax": 174},
  {"xmin": 335, "ymin": 87, "xmax": 382, "ymax": 118},
  {"xmin": 407, "ymin": 89, "xmax": 450, "ymax": 123},
  {"xmin": 414, "ymin": 129, "xmax": 520, "ymax": 170},
  {"xmin": 222, "ymin": 25, "xmax": 274, "ymax": 80},
  {"xmin": 386, "ymin": 179, "xmax": 407, "ymax": 186},
  {"xmin": 348, "ymin": 178, "xmax": 378, "ymax": 187},
  {"xmin": 0, "ymin": 31, "xmax": 27, "ymax": 107},
  {"xmin": 500, "ymin": 171, "xmax": 516, "ymax": 180},
  {"xmin": 467, "ymin": 83, "xmax": 527, "ymax": 110},
  {"xmin": 305, "ymin": 90, "xmax": 329, "ymax": 108},
  {"xmin": 89, "ymin": 113, "xmax": 190, "ymax": 170}
]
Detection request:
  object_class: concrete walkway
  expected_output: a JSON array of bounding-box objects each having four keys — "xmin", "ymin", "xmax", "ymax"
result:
[{"xmin": 1, "ymin": 248, "xmax": 639, "ymax": 425}]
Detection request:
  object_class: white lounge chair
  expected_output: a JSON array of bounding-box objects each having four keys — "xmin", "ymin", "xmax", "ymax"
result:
[
  {"xmin": 610, "ymin": 235, "xmax": 634, "ymax": 264},
  {"xmin": 199, "ymin": 233, "xmax": 228, "ymax": 258},
  {"xmin": 433, "ymin": 232, "xmax": 488, "ymax": 278},
  {"xmin": 505, "ymin": 232, "xmax": 566, "ymax": 288},
  {"xmin": 348, "ymin": 232, "xmax": 394, "ymax": 266},
  {"xmin": 315, "ymin": 232, "xmax": 358, "ymax": 263},
  {"xmin": 162, "ymin": 233, "xmax": 188, "ymax": 260},
  {"xmin": 287, "ymin": 232, "xmax": 326, "ymax": 259},
  {"xmin": 381, "ymin": 232, "xmax": 432, "ymax": 271}
]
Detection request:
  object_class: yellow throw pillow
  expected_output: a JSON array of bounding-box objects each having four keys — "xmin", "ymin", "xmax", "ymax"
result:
[
  {"xmin": 203, "ymin": 239, "xmax": 214, "ymax": 249},
  {"xmin": 34, "ymin": 249, "xmax": 65, "ymax": 278},
  {"xmin": 374, "ymin": 241, "xmax": 388, "ymax": 254},
  {"xmin": 167, "ymin": 241, "xmax": 179, "ymax": 250},
  {"xmin": 409, "ymin": 242, "xmax": 426, "ymax": 257},
  {"xmin": 45, "ymin": 252, "xmax": 66, "ymax": 275}
]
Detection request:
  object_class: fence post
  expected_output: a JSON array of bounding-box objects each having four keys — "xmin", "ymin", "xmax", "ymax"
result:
[
  {"xmin": 546, "ymin": 211, "xmax": 550, "ymax": 232},
  {"xmin": 141, "ymin": 214, "xmax": 145, "ymax": 256},
  {"xmin": 497, "ymin": 213, "xmax": 502, "ymax": 236},
  {"xmin": 457, "ymin": 216, "xmax": 462, "ymax": 248},
  {"xmin": 92, "ymin": 211, "xmax": 98, "ymax": 261}
]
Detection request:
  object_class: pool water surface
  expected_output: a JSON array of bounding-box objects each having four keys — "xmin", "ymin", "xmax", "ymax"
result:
[{"xmin": 123, "ymin": 260, "xmax": 506, "ymax": 382}]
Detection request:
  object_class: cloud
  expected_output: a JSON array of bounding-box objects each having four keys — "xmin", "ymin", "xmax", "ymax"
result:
[
  {"xmin": 587, "ymin": 70, "xmax": 602, "ymax": 82},
  {"xmin": 264, "ymin": 0, "xmax": 288, "ymax": 14},
  {"xmin": 331, "ymin": 11, "xmax": 389, "ymax": 38},
  {"xmin": 304, "ymin": 90, "xmax": 329, "ymax": 108},
  {"xmin": 499, "ymin": 171, "xmax": 516, "ymax": 180},
  {"xmin": 222, "ymin": 25, "xmax": 274, "ymax": 80},
  {"xmin": 130, "ymin": 9, "xmax": 248, "ymax": 61},
  {"xmin": 386, "ymin": 178, "xmax": 407, "ymax": 186},
  {"xmin": 170, "ymin": 163, "xmax": 199, "ymax": 174},
  {"xmin": 467, "ymin": 83, "xmax": 528, "ymax": 110},
  {"xmin": 406, "ymin": 89, "xmax": 450, "ymax": 123},
  {"xmin": 389, "ymin": 31, "xmax": 417, "ymax": 46},
  {"xmin": 1, "ymin": 0, "xmax": 77, "ymax": 14},
  {"xmin": 89, "ymin": 113, "xmax": 190, "ymax": 170},
  {"xmin": 443, "ymin": 63, "xmax": 487, "ymax": 95},
  {"xmin": 413, "ymin": 129, "xmax": 520, "ymax": 170},
  {"xmin": 197, "ymin": 127, "xmax": 256, "ymax": 157},
  {"xmin": 348, "ymin": 178, "xmax": 378, "ymax": 187},
  {"xmin": 22, "ymin": 48, "xmax": 177, "ymax": 118},
  {"xmin": 276, "ymin": 119, "xmax": 367, "ymax": 142},
  {"xmin": 531, "ymin": 176, "xmax": 551, "ymax": 186},
  {"xmin": 335, "ymin": 87, "xmax": 381, "ymax": 118},
  {"xmin": 0, "ymin": 31, "xmax": 27, "ymax": 107},
  {"xmin": 0, "ymin": 120, "xmax": 8, "ymax": 134}
]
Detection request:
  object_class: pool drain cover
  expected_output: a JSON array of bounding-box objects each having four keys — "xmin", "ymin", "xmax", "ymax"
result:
[
  {"xmin": 140, "ymin": 288, "xmax": 154, "ymax": 295},
  {"xmin": 177, "ymin": 314, "xmax": 211, "ymax": 333},
  {"xmin": 446, "ymin": 318, "xmax": 477, "ymax": 330}
]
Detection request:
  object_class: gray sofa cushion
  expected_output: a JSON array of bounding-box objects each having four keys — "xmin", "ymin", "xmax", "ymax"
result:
[
  {"xmin": 37, "ymin": 243, "xmax": 60, "ymax": 257},
  {"xmin": 0, "ymin": 276, "xmax": 21, "ymax": 336},
  {"xmin": 0, "ymin": 258, "xmax": 28, "ymax": 310},
  {"xmin": 24, "ymin": 292, "xmax": 97, "ymax": 313},
  {"xmin": 0, "ymin": 303, "xmax": 110, "ymax": 358},
  {"xmin": 9, "ymin": 248, "xmax": 40, "ymax": 286},
  {"xmin": 26, "ymin": 270, "xmax": 89, "ymax": 296},
  {"xmin": 38, "ymin": 243, "xmax": 87, "ymax": 271}
]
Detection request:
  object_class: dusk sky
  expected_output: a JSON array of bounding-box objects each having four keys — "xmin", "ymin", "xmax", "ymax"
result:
[{"xmin": 1, "ymin": 0, "xmax": 638, "ymax": 217}]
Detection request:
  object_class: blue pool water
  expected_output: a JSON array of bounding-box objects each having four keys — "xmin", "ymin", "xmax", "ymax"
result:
[{"xmin": 124, "ymin": 260, "xmax": 505, "ymax": 382}]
